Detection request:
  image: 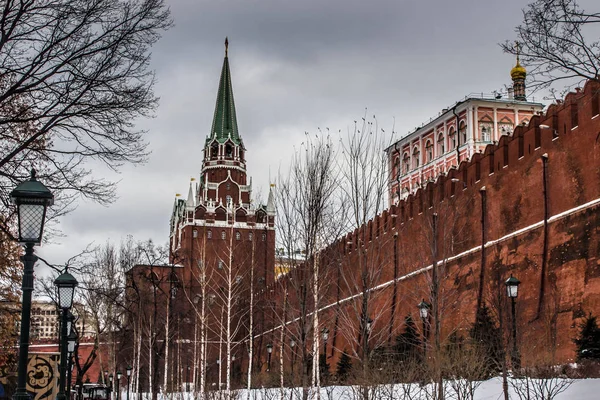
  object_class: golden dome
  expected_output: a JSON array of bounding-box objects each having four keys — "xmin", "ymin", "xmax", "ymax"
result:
[{"xmin": 511, "ymin": 59, "xmax": 526, "ymax": 81}]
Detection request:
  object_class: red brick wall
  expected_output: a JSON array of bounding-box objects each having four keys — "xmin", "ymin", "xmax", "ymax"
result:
[{"xmin": 263, "ymin": 80, "xmax": 600, "ymax": 370}]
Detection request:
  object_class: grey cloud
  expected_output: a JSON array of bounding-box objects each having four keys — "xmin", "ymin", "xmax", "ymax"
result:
[{"xmin": 39, "ymin": 0, "xmax": 545, "ymax": 268}]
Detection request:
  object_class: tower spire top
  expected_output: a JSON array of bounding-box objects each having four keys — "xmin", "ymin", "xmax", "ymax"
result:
[
  {"xmin": 208, "ymin": 40, "xmax": 241, "ymax": 145},
  {"xmin": 510, "ymin": 41, "xmax": 527, "ymax": 101}
]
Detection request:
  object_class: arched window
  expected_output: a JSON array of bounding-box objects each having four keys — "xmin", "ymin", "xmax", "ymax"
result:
[
  {"xmin": 235, "ymin": 231, "xmax": 241, "ymax": 241},
  {"xmin": 249, "ymin": 232, "xmax": 253, "ymax": 241},
  {"xmin": 448, "ymin": 128, "xmax": 456, "ymax": 150},
  {"xmin": 225, "ymin": 144, "xmax": 233, "ymax": 158},
  {"xmin": 257, "ymin": 211, "xmax": 266, "ymax": 223},
  {"xmin": 394, "ymin": 157, "xmax": 400, "ymax": 178},
  {"xmin": 425, "ymin": 141, "xmax": 433, "ymax": 163},
  {"xmin": 402, "ymin": 153, "xmax": 410, "ymax": 173},
  {"xmin": 412, "ymin": 146, "xmax": 420, "ymax": 169},
  {"xmin": 437, "ymin": 133, "xmax": 445, "ymax": 155},
  {"xmin": 211, "ymin": 143, "xmax": 219, "ymax": 158},
  {"xmin": 262, "ymin": 233, "xmax": 266, "ymax": 241},
  {"xmin": 459, "ymin": 121, "xmax": 467, "ymax": 145},
  {"xmin": 221, "ymin": 231, "xmax": 226, "ymax": 240},
  {"xmin": 226, "ymin": 195, "xmax": 232, "ymax": 206},
  {"xmin": 207, "ymin": 230, "xmax": 212, "ymax": 239}
]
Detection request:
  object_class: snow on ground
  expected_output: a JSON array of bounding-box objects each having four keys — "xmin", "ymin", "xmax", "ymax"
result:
[{"xmin": 132, "ymin": 377, "xmax": 600, "ymax": 399}]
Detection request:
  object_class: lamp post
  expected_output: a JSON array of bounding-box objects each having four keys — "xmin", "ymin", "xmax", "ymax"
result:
[
  {"xmin": 418, "ymin": 299, "xmax": 431, "ymax": 343},
  {"xmin": 505, "ymin": 275, "xmax": 521, "ymax": 369},
  {"xmin": 10, "ymin": 170, "xmax": 54, "ymax": 400},
  {"xmin": 108, "ymin": 374, "xmax": 113, "ymax": 400},
  {"xmin": 125, "ymin": 366, "xmax": 132, "ymax": 400},
  {"xmin": 266, "ymin": 343, "xmax": 273, "ymax": 372},
  {"xmin": 186, "ymin": 366, "xmax": 190, "ymax": 392},
  {"xmin": 116, "ymin": 371, "xmax": 122, "ymax": 400},
  {"xmin": 321, "ymin": 328, "xmax": 329, "ymax": 359},
  {"xmin": 67, "ymin": 330, "xmax": 78, "ymax": 400},
  {"xmin": 290, "ymin": 339, "xmax": 296, "ymax": 378},
  {"xmin": 55, "ymin": 270, "xmax": 78, "ymax": 400}
]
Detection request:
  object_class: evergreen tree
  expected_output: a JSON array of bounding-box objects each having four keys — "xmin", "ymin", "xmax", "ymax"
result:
[
  {"xmin": 336, "ymin": 351, "xmax": 353, "ymax": 383},
  {"xmin": 395, "ymin": 314, "xmax": 422, "ymax": 362},
  {"xmin": 469, "ymin": 303, "xmax": 503, "ymax": 377},
  {"xmin": 574, "ymin": 313, "xmax": 600, "ymax": 360}
]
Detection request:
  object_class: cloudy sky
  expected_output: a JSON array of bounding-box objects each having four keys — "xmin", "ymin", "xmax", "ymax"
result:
[{"xmin": 37, "ymin": 0, "xmax": 556, "ymax": 266}]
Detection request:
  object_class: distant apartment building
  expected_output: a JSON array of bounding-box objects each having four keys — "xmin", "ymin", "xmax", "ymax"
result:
[
  {"xmin": 386, "ymin": 55, "xmax": 544, "ymax": 204},
  {"xmin": 28, "ymin": 300, "xmax": 93, "ymax": 341}
]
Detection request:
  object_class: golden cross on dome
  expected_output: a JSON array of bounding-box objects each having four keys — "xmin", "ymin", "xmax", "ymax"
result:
[{"xmin": 515, "ymin": 41, "xmax": 521, "ymax": 63}]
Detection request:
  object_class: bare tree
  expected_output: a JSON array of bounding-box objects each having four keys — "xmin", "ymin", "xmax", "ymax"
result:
[
  {"xmin": 511, "ymin": 364, "xmax": 574, "ymax": 400},
  {"xmin": 0, "ymin": 0, "xmax": 172, "ymax": 236},
  {"xmin": 275, "ymin": 134, "xmax": 341, "ymax": 399},
  {"xmin": 210, "ymin": 213, "xmax": 252, "ymax": 398},
  {"xmin": 334, "ymin": 115, "xmax": 395, "ymax": 400},
  {"xmin": 502, "ymin": 0, "xmax": 600, "ymax": 94},
  {"xmin": 443, "ymin": 337, "xmax": 489, "ymax": 400},
  {"xmin": 0, "ymin": 228, "xmax": 22, "ymax": 369}
]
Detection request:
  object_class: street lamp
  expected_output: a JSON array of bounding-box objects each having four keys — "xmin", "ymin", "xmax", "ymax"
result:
[
  {"xmin": 116, "ymin": 371, "xmax": 122, "ymax": 400},
  {"xmin": 186, "ymin": 365, "xmax": 190, "ymax": 392},
  {"xmin": 266, "ymin": 343, "xmax": 273, "ymax": 372},
  {"xmin": 55, "ymin": 270, "xmax": 79, "ymax": 400},
  {"xmin": 67, "ymin": 330, "xmax": 77, "ymax": 400},
  {"xmin": 11, "ymin": 170, "xmax": 54, "ymax": 400},
  {"xmin": 108, "ymin": 374, "xmax": 113, "ymax": 400},
  {"xmin": 418, "ymin": 299, "xmax": 431, "ymax": 342},
  {"xmin": 321, "ymin": 327, "xmax": 329, "ymax": 358},
  {"xmin": 290, "ymin": 339, "xmax": 296, "ymax": 378},
  {"xmin": 505, "ymin": 275, "xmax": 521, "ymax": 369},
  {"xmin": 126, "ymin": 366, "xmax": 132, "ymax": 400}
]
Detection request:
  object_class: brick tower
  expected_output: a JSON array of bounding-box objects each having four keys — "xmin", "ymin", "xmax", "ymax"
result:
[
  {"xmin": 169, "ymin": 38, "xmax": 276, "ymax": 273},
  {"xmin": 167, "ymin": 39, "xmax": 276, "ymax": 386}
]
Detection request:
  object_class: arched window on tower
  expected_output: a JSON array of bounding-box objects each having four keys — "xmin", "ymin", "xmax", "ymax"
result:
[
  {"xmin": 221, "ymin": 230, "xmax": 226, "ymax": 240},
  {"xmin": 211, "ymin": 143, "xmax": 219, "ymax": 158},
  {"xmin": 207, "ymin": 230, "xmax": 212, "ymax": 239},
  {"xmin": 236, "ymin": 231, "xmax": 241, "ymax": 241},
  {"xmin": 403, "ymin": 153, "xmax": 410, "ymax": 173},
  {"xmin": 225, "ymin": 144, "xmax": 233, "ymax": 158},
  {"xmin": 249, "ymin": 232, "xmax": 253, "ymax": 241},
  {"xmin": 394, "ymin": 157, "xmax": 400, "ymax": 179},
  {"xmin": 437, "ymin": 133, "xmax": 445, "ymax": 155}
]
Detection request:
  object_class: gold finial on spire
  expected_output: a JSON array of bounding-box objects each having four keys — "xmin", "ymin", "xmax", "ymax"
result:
[
  {"xmin": 515, "ymin": 40, "xmax": 520, "ymax": 63},
  {"xmin": 225, "ymin": 37, "xmax": 229, "ymax": 57}
]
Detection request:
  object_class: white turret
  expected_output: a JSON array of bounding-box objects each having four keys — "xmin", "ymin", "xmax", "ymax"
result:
[
  {"xmin": 186, "ymin": 179, "xmax": 195, "ymax": 210},
  {"xmin": 267, "ymin": 183, "xmax": 276, "ymax": 215}
]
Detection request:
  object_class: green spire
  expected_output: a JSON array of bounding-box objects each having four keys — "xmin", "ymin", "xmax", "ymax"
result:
[{"xmin": 209, "ymin": 37, "xmax": 241, "ymax": 144}]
